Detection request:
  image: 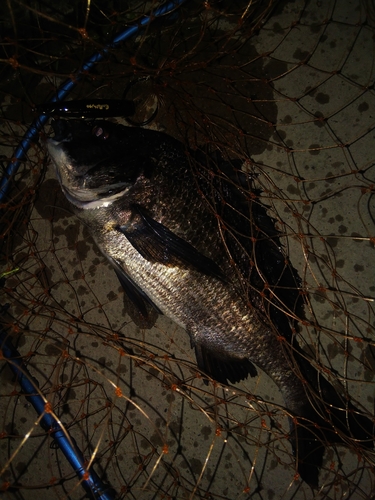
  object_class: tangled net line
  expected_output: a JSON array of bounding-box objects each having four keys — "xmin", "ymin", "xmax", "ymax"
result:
[{"xmin": 0, "ymin": 1, "xmax": 374, "ymax": 499}]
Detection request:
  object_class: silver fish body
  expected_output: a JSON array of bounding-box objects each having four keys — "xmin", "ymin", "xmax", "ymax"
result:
[
  {"xmin": 47, "ymin": 119, "xmax": 373, "ymax": 487},
  {"xmin": 47, "ymin": 119, "xmax": 302, "ymax": 403}
]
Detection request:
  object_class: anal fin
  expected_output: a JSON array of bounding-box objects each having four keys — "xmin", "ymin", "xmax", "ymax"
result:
[{"xmin": 194, "ymin": 343, "xmax": 258, "ymax": 385}]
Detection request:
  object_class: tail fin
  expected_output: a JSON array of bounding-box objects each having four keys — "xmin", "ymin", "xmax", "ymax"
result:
[
  {"xmin": 290, "ymin": 418, "xmax": 326, "ymax": 488},
  {"xmin": 291, "ymin": 348, "xmax": 374, "ymax": 487}
]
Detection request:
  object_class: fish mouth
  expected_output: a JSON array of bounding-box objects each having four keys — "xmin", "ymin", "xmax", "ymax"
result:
[
  {"xmin": 47, "ymin": 119, "xmax": 94, "ymax": 177},
  {"xmin": 50, "ymin": 118, "xmax": 106, "ymax": 144},
  {"xmin": 50, "ymin": 118, "xmax": 73, "ymax": 142},
  {"xmin": 46, "ymin": 138, "xmax": 99, "ymax": 208},
  {"xmin": 46, "ymin": 119, "xmax": 137, "ymax": 209}
]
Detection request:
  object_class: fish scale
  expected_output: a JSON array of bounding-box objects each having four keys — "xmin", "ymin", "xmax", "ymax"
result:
[
  {"xmin": 47, "ymin": 118, "xmax": 374, "ymax": 488},
  {"xmin": 98, "ymin": 215, "xmax": 306, "ymax": 411}
]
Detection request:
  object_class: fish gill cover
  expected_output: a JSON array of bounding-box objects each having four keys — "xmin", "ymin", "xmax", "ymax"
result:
[{"xmin": 0, "ymin": 1, "xmax": 375, "ymax": 499}]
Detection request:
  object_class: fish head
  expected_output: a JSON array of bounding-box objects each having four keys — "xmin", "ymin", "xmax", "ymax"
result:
[{"xmin": 47, "ymin": 119, "xmax": 144, "ymax": 209}]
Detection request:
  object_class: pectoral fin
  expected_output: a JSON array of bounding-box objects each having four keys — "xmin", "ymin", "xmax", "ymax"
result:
[
  {"xmin": 108, "ymin": 256, "xmax": 161, "ymax": 317},
  {"xmin": 116, "ymin": 205, "xmax": 226, "ymax": 281}
]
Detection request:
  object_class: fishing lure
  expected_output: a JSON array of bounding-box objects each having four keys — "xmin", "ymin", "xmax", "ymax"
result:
[
  {"xmin": 36, "ymin": 78, "xmax": 159, "ymax": 125},
  {"xmin": 36, "ymin": 99, "xmax": 136, "ymax": 118}
]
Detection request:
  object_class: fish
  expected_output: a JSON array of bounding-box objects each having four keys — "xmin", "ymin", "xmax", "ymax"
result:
[{"xmin": 46, "ymin": 118, "xmax": 374, "ymax": 487}]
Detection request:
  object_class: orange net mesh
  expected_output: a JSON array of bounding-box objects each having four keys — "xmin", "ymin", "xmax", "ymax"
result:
[{"xmin": 1, "ymin": 1, "xmax": 374, "ymax": 498}]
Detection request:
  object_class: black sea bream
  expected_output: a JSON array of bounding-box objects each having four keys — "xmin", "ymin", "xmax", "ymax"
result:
[{"xmin": 47, "ymin": 119, "xmax": 373, "ymax": 487}]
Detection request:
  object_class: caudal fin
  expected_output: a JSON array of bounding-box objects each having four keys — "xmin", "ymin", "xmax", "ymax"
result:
[
  {"xmin": 291, "ymin": 349, "xmax": 374, "ymax": 487},
  {"xmin": 290, "ymin": 418, "xmax": 326, "ymax": 488}
]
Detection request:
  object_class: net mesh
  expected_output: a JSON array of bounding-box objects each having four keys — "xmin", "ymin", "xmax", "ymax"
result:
[{"xmin": 1, "ymin": 0, "xmax": 374, "ymax": 498}]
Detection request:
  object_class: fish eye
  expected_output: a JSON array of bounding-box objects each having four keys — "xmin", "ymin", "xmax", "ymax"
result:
[{"xmin": 92, "ymin": 125, "xmax": 110, "ymax": 140}]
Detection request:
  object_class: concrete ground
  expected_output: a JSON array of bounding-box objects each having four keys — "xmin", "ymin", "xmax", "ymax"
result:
[{"xmin": 1, "ymin": 1, "xmax": 374, "ymax": 499}]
